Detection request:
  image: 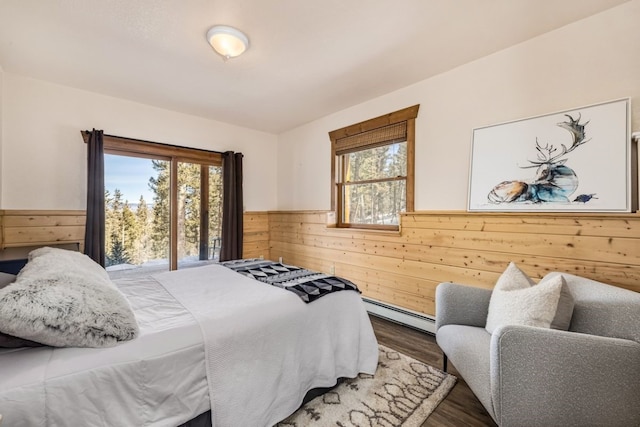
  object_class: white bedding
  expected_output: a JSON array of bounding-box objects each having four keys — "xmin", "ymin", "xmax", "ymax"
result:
[
  {"xmin": 154, "ymin": 264, "xmax": 379, "ymax": 427},
  {"xmin": 0, "ymin": 263, "xmax": 379, "ymax": 427},
  {"xmin": 0, "ymin": 275, "xmax": 209, "ymax": 427}
]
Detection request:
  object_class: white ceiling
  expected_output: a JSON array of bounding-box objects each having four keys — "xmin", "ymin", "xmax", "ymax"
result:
[{"xmin": 0, "ymin": 0, "xmax": 630, "ymax": 134}]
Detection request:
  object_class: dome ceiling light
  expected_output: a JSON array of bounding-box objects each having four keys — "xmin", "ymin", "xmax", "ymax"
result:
[{"xmin": 206, "ymin": 25, "xmax": 250, "ymax": 60}]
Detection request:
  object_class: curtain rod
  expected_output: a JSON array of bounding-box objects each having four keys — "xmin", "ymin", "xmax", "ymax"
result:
[{"xmin": 81, "ymin": 130, "xmax": 225, "ymax": 155}]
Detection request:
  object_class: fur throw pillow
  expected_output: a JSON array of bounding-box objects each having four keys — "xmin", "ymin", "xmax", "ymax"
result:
[{"xmin": 0, "ymin": 247, "xmax": 138, "ymax": 347}]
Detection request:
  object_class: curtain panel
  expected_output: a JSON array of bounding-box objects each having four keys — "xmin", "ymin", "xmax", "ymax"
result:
[
  {"xmin": 84, "ymin": 129, "xmax": 106, "ymax": 267},
  {"xmin": 220, "ymin": 151, "xmax": 244, "ymax": 261}
]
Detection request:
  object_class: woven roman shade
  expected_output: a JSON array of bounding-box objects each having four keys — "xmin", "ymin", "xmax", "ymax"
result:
[
  {"xmin": 335, "ymin": 121, "xmax": 407, "ymax": 156},
  {"xmin": 329, "ymin": 104, "xmax": 419, "ymax": 216}
]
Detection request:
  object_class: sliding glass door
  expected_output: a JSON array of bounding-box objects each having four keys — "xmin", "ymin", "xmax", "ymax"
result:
[{"xmin": 104, "ymin": 139, "xmax": 223, "ymax": 273}]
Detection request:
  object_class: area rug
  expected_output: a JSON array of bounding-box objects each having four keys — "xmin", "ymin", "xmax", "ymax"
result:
[{"xmin": 276, "ymin": 345, "xmax": 457, "ymax": 427}]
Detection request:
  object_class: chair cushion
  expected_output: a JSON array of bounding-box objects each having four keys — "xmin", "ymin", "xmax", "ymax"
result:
[
  {"xmin": 542, "ymin": 272, "xmax": 640, "ymax": 343},
  {"xmin": 436, "ymin": 324, "xmax": 495, "ymax": 420},
  {"xmin": 486, "ymin": 262, "xmax": 565, "ymax": 334}
]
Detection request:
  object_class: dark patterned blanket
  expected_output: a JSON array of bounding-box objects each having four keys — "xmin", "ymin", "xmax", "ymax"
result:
[{"xmin": 220, "ymin": 259, "xmax": 360, "ymax": 303}]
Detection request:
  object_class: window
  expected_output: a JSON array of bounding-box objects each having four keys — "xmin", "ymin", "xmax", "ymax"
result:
[
  {"xmin": 103, "ymin": 136, "xmax": 222, "ymax": 271},
  {"xmin": 329, "ymin": 105, "xmax": 419, "ymax": 230}
]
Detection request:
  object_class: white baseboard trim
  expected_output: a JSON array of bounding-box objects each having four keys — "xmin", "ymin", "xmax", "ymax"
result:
[{"xmin": 363, "ymin": 297, "xmax": 436, "ymax": 334}]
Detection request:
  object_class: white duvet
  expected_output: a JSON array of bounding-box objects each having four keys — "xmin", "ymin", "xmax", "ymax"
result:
[
  {"xmin": 154, "ymin": 264, "xmax": 379, "ymax": 427},
  {"xmin": 0, "ymin": 263, "xmax": 378, "ymax": 427}
]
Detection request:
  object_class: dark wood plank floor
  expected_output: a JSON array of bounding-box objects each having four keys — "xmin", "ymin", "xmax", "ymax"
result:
[{"xmin": 370, "ymin": 314, "xmax": 497, "ymax": 427}]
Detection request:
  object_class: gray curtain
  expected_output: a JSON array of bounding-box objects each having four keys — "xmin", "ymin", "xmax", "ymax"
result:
[
  {"xmin": 220, "ymin": 151, "xmax": 244, "ymax": 261},
  {"xmin": 84, "ymin": 129, "xmax": 105, "ymax": 267}
]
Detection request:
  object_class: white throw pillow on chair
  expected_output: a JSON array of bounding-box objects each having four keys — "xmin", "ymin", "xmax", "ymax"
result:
[{"xmin": 485, "ymin": 262, "xmax": 565, "ymax": 334}]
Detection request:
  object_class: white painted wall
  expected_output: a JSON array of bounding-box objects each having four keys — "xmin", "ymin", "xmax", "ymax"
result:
[
  {"xmin": 1, "ymin": 2, "xmax": 638, "ymax": 213},
  {"xmin": 0, "ymin": 67, "xmax": 3, "ymax": 206},
  {"xmin": 1, "ymin": 73, "xmax": 278, "ymax": 210},
  {"xmin": 277, "ymin": 0, "xmax": 640, "ymax": 211}
]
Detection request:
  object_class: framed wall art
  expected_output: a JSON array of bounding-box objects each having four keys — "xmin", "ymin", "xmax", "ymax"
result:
[{"xmin": 467, "ymin": 98, "xmax": 632, "ymax": 212}]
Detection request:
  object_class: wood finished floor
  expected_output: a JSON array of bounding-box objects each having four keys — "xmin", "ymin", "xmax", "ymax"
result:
[{"xmin": 370, "ymin": 314, "xmax": 497, "ymax": 427}]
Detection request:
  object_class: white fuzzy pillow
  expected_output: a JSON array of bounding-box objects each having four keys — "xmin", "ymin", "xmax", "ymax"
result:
[
  {"xmin": 0, "ymin": 247, "xmax": 139, "ymax": 347},
  {"xmin": 485, "ymin": 262, "xmax": 564, "ymax": 334}
]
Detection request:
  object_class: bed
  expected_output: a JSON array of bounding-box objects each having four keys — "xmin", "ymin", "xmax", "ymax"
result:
[{"xmin": 0, "ymin": 249, "xmax": 379, "ymax": 427}]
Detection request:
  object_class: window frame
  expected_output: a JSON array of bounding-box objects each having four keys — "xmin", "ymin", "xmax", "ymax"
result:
[
  {"xmin": 329, "ymin": 105, "xmax": 419, "ymax": 231},
  {"xmin": 102, "ymin": 135, "xmax": 222, "ymax": 270}
]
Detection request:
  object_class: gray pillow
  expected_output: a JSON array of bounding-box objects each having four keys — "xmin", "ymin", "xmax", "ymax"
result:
[
  {"xmin": 0, "ymin": 247, "xmax": 139, "ymax": 347},
  {"xmin": 0, "ymin": 332, "xmax": 44, "ymax": 348},
  {"xmin": 0, "ymin": 272, "xmax": 16, "ymax": 289},
  {"xmin": 540, "ymin": 274, "xmax": 575, "ymax": 330}
]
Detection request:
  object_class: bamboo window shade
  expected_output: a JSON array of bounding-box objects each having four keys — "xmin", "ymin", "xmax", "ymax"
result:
[
  {"xmin": 329, "ymin": 104, "xmax": 419, "ymax": 213},
  {"xmin": 334, "ymin": 122, "xmax": 407, "ymax": 155}
]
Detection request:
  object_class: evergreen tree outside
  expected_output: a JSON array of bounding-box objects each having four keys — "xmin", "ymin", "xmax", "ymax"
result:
[
  {"xmin": 107, "ymin": 239, "xmax": 129, "ymax": 266},
  {"xmin": 121, "ymin": 201, "xmax": 139, "ymax": 263},
  {"xmin": 105, "ymin": 189, "xmax": 131, "ymax": 267},
  {"xmin": 148, "ymin": 159, "xmax": 171, "ymax": 262},
  {"xmin": 177, "ymin": 162, "xmax": 201, "ymax": 261},
  {"xmin": 104, "ymin": 189, "xmax": 115, "ymax": 261},
  {"xmin": 134, "ymin": 195, "xmax": 151, "ymax": 264},
  {"xmin": 208, "ymin": 166, "xmax": 223, "ymax": 258}
]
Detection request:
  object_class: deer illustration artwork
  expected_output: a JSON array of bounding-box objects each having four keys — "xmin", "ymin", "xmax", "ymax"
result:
[{"xmin": 487, "ymin": 113, "xmax": 595, "ymax": 205}]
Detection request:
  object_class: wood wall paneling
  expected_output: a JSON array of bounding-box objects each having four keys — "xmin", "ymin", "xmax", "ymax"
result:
[
  {"xmin": 242, "ymin": 211, "xmax": 270, "ymax": 260},
  {"xmin": 0, "ymin": 210, "xmax": 86, "ymax": 251},
  {"xmin": 0, "ymin": 210, "xmax": 270, "ymax": 264},
  {"xmin": 2, "ymin": 209, "xmax": 638, "ymax": 318},
  {"xmin": 269, "ymin": 210, "xmax": 640, "ymax": 317}
]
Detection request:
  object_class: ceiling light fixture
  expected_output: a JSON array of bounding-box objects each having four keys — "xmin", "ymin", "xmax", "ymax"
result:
[{"xmin": 206, "ymin": 25, "xmax": 249, "ymax": 60}]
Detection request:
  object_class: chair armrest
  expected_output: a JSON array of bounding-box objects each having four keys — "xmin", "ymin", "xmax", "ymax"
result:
[
  {"xmin": 435, "ymin": 282, "xmax": 492, "ymax": 330},
  {"xmin": 491, "ymin": 325, "xmax": 640, "ymax": 427}
]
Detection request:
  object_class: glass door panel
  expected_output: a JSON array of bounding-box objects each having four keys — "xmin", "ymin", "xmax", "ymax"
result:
[
  {"xmin": 177, "ymin": 162, "xmax": 202, "ymax": 267},
  {"xmin": 208, "ymin": 165, "xmax": 223, "ymax": 260},
  {"xmin": 104, "ymin": 154, "xmax": 170, "ymax": 275}
]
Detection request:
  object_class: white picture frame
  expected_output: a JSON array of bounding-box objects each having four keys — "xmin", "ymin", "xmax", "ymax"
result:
[{"xmin": 468, "ymin": 98, "xmax": 632, "ymax": 212}]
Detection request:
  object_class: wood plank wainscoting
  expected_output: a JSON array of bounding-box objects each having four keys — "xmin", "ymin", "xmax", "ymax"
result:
[
  {"xmin": 2, "ymin": 209, "xmax": 638, "ymax": 322},
  {"xmin": 0, "ymin": 209, "xmax": 271, "ymax": 263},
  {"xmin": 0, "ymin": 210, "xmax": 86, "ymax": 250},
  {"xmin": 242, "ymin": 211, "xmax": 270, "ymax": 260},
  {"xmin": 269, "ymin": 210, "xmax": 640, "ymax": 320}
]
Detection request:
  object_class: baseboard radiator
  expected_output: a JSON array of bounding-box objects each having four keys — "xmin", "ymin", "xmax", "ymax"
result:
[{"xmin": 362, "ymin": 297, "xmax": 436, "ymax": 334}]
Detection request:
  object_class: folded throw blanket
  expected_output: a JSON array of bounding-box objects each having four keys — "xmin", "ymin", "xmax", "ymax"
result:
[{"xmin": 220, "ymin": 259, "xmax": 360, "ymax": 303}]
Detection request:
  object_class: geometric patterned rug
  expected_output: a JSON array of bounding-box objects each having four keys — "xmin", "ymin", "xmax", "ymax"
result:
[{"xmin": 276, "ymin": 345, "xmax": 457, "ymax": 427}]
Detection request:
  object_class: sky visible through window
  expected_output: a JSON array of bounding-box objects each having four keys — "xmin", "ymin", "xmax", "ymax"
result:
[{"xmin": 105, "ymin": 154, "xmax": 157, "ymax": 204}]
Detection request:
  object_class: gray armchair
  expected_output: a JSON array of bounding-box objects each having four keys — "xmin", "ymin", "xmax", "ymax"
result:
[{"xmin": 435, "ymin": 272, "xmax": 640, "ymax": 427}]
